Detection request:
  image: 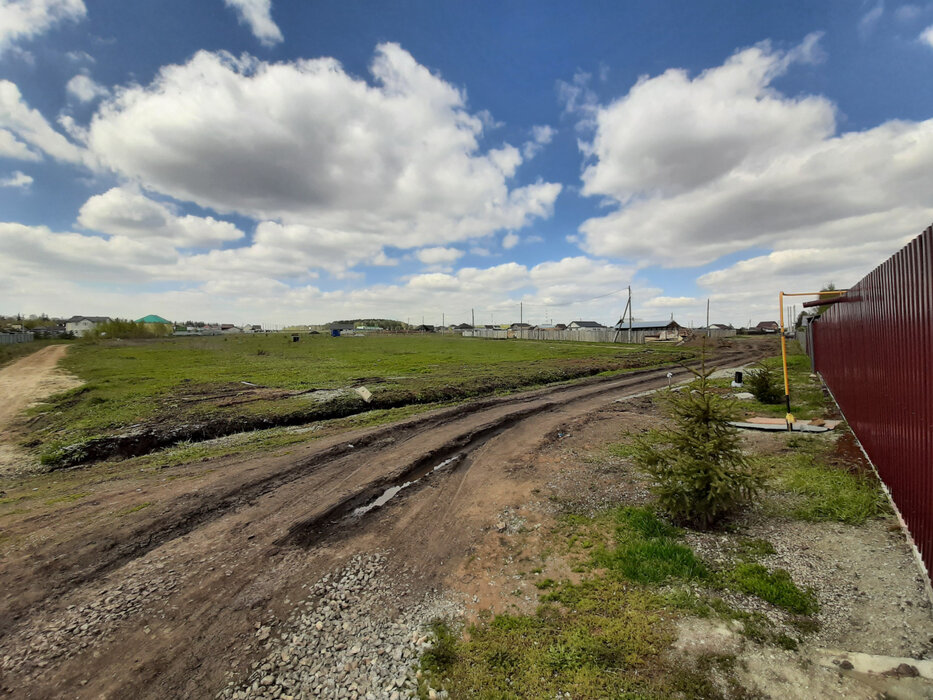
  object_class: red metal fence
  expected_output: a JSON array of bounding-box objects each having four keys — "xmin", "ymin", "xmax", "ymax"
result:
[{"xmin": 812, "ymin": 225, "xmax": 932, "ymax": 578}]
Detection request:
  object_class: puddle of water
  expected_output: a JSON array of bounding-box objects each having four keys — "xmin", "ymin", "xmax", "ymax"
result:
[{"xmin": 351, "ymin": 455, "xmax": 461, "ymax": 518}]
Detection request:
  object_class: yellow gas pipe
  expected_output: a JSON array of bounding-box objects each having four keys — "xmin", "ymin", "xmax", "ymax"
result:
[{"xmin": 777, "ymin": 290, "xmax": 848, "ymax": 430}]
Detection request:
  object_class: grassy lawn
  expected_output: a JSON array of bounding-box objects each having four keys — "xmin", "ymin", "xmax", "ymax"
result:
[{"xmin": 24, "ymin": 333, "xmax": 692, "ymax": 467}]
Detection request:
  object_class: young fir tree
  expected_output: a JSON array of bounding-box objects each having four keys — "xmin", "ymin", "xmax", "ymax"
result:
[
  {"xmin": 745, "ymin": 362, "xmax": 783, "ymax": 404},
  {"xmin": 633, "ymin": 357, "xmax": 762, "ymax": 529}
]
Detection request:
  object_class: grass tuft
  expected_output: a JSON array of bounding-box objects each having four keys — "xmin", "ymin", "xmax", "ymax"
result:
[
  {"xmin": 727, "ymin": 563, "xmax": 818, "ymax": 615},
  {"xmin": 590, "ymin": 507, "xmax": 709, "ymax": 584},
  {"xmin": 595, "ymin": 538, "xmax": 708, "ymax": 585},
  {"xmin": 780, "ymin": 460, "xmax": 887, "ymax": 525}
]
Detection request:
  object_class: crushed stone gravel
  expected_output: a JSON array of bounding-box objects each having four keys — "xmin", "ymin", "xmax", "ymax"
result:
[{"xmin": 217, "ymin": 553, "xmax": 461, "ymax": 700}]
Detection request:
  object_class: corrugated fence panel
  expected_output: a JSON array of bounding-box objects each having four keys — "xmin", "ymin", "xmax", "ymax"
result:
[
  {"xmin": 0, "ymin": 332, "xmax": 35, "ymax": 345},
  {"xmin": 813, "ymin": 225, "xmax": 933, "ymax": 578}
]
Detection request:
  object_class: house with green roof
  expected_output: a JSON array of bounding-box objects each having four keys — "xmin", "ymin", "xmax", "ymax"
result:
[{"xmin": 135, "ymin": 314, "xmax": 173, "ymax": 334}]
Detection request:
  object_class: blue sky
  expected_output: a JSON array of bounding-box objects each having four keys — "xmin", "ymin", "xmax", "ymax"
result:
[{"xmin": 1, "ymin": 0, "xmax": 932, "ymax": 327}]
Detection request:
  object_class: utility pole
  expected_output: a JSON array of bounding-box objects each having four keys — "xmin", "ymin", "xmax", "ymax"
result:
[
  {"xmin": 706, "ymin": 298, "xmax": 710, "ymax": 338},
  {"xmin": 614, "ymin": 286, "xmax": 633, "ymax": 343},
  {"xmin": 520, "ymin": 302, "xmax": 523, "ymax": 339},
  {"xmin": 471, "ymin": 308, "xmax": 475, "ymax": 329},
  {"xmin": 442, "ymin": 312, "xmax": 445, "ymax": 329}
]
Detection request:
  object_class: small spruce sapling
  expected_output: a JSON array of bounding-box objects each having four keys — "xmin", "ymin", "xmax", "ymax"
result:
[
  {"xmin": 633, "ymin": 354, "xmax": 763, "ymax": 529},
  {"xmin": 746, "ymin": 362, "xmax": 783, "ymax": 404}
]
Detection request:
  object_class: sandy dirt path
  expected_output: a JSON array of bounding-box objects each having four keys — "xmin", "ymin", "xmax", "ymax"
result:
[
  {"xmin": 0, "ymin": 345, "xmax": 80, "ymax": 429},
  {"xmin": 0, "ymin": 344, "xmax": 81, "ymax": 475}
]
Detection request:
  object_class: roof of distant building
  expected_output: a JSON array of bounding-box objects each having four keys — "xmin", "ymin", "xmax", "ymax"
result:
[
  {"xmin": 135, "ymin": 314, "xmax": 171, "ymax": 324},
  {"xmin": 66, "ymin": 315, "xmax": 111, "ymax": 323},
  {"xmin": 614, "ymin": 320, "xmax": 681, "ymax": 330}
]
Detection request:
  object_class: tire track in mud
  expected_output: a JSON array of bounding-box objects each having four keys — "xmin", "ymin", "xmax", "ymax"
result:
[{"xmin": 0, "ymin": 348, "xmax": 762, "ymax": 638}]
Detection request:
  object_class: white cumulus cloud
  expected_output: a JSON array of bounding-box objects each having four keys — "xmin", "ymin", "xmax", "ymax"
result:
[
  {"xmin": 416, "ymin": 246, "xmax": 464, "ymax": 265},
  {"xmin": 0, "ymin": 170, "xmax": 32, "ymax": 187},
  {"xmin": 0, "ymin": 0, "xmax": 85, "ymax": 55},
  {"xmin": 87, "ymin": 44, "xmax": 560, "ymax": 256},
  {"xmin": 920, "ymin": 24, "xmax": 933, "ymax": 47},
  {"xmin": 644, "ymin": 296, "xmax": 697, "ymax": 308},
  {"xmin": 66, "ymin": 74, "xmax": 109, "ymax": 102},
  {"xmin": 522, "ymin": 124, "xmax": 556, "ymax": 158},
  {"xmin": 77, "ymin": 187, "xmax": 246, "ymax": 248},
  {"xmin": 0, "ymin": 128, "xmax": 39, "ymax": 160},
  {"xmin": 575, "ymin": 35, "xmax": 932, "ymax": 275},
  {"xmin": 0, "ymin": 80, "xmax": 92, "ymax": 165},
  {"xmin": 223, "ymin": 0, "xmax": 283, "ymax": 46}
]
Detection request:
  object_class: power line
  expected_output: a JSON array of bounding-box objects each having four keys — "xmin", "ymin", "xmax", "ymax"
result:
[{"xmin": 533, "ymin": 285, "xmax": 632, "ymax": 308}]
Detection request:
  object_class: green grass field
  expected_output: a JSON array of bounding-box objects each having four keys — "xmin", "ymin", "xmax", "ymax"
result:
[{"xmin": 27, "ymin": 333, "xmax": 694, "ymax": 467}]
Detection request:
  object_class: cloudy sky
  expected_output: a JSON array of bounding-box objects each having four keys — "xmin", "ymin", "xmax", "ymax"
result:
[{"xmin": 1, "ymin": 0, "xmax": 932, "ymax": 327}]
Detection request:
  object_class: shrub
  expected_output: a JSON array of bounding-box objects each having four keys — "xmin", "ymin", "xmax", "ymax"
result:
[
  {"xmin": 745, "ymin": 363, "xmax": 783, "ymax": 404},
  {"xmin": 632, "ymin": 361, "xmax": 763, "ymax": 529}
]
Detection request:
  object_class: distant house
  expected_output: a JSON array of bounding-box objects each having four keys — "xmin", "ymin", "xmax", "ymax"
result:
[
  {"xmin": 220, "ymin": 324, "xmax": 242, "ymax": 334},
  {"xmin": 454, "ymin": 323, "xmax": 473, "ymax": 330},
  {"xmin": 568, "ymin": 320, "xmax": 604, "ymax": 329},
  {"xmin": 135, "ymin": 314, "xmax": 172, "ymax": 334},
  {"xmin": 756, "ymin": 321, "xmax": 780, "ymax": 333},
  {"xmin": 65, "ymin": 315, "xmax": 111, "ymax": 337},
  {"xmin": 700, "ymin": 322, "xmax": 737, "ymax": 338},
  {"xmin": 553, "ymin": 323, "xmax": 567, "ymax": 330},
  {"xmin": 614, "ymin": 320, "xmax": 684, "ymax": 341},
  {"xmin": 414, "ymin": 324, "xmax": 435, "ymax": 332},
  {"xmin": 510, "ymin": 323, "xmax": 532, "ymax": 330}
]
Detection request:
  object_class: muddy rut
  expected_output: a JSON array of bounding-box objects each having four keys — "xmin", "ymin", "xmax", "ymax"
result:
[{"xmin": 0, "ymin": 343, "xmax": 766, "ymax": 698}]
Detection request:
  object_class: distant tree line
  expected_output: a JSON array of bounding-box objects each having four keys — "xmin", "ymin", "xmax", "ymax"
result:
[{"xmin": 86, "ymin": 319, "xmax": 171, "ymax": 339}]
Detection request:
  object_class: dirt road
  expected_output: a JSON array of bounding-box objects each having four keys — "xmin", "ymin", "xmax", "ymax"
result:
[
  {"xmin": 0, "ymin": 343, "xmax": 766, "ymax": 698},
  {"xmin": 0, "ymin": 344, "xmax": 81, "ymax": 475},
  {"xmin": 0, "ymin": 344, "xmax": 79, "ymax": 428}
]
